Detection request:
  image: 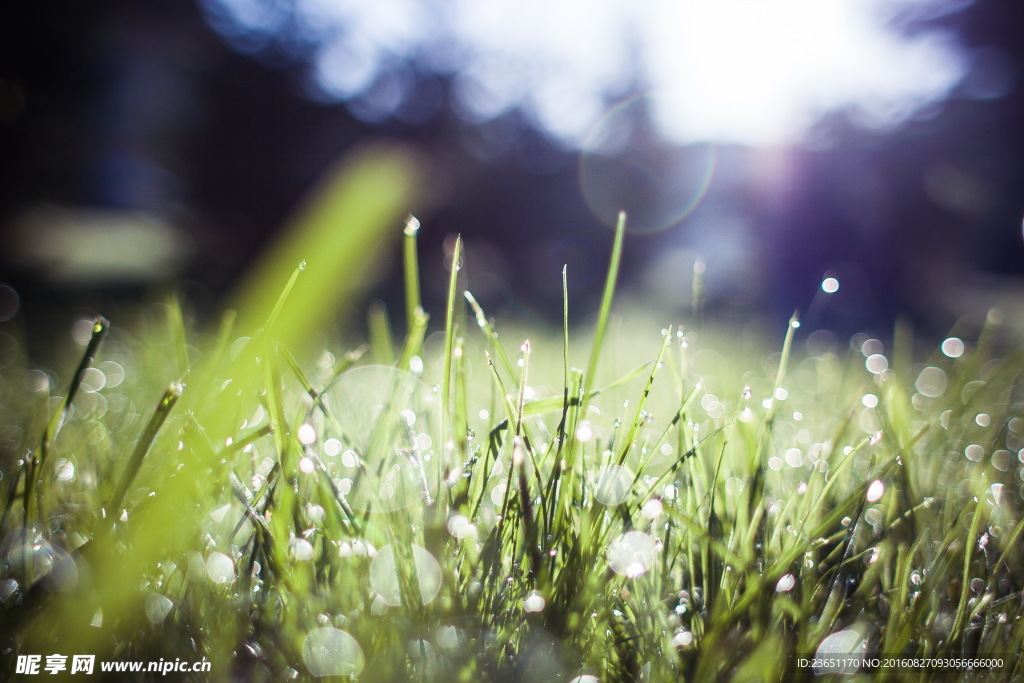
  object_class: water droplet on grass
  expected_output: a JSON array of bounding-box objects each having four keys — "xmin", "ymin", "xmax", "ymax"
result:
[
  {"xmin": 303, "ymin": 627, "xmax": 364, "ymax": 677},
  {"xmin": 404, "ymin": 215, "xmax": 421, "ymax": 236}
]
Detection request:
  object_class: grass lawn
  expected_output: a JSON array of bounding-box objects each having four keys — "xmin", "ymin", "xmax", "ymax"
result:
[{"xmin": 2, "ymin": 198, "xmax": 1023, "ymax": 681}]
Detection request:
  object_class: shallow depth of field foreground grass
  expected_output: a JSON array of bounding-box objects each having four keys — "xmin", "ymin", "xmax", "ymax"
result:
[{"xmin": 3, "ymin": 211, "xmax": 1024, "ymax": 682}]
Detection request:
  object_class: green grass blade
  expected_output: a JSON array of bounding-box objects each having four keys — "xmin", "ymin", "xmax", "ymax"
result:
[
  {"xmin": 582, "ymin": 210, "xmax": 626, "ymax": 408},
  {"xmin": 403, "ymin": 214, "xmax": 422, "ymax": 332},
  {"xmin": 108, "ymin": 380, "xmax": 184, "ymax": 515}
]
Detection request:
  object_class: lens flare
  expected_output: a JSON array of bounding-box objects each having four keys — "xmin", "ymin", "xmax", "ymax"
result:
[{"xmin": 579, "ymin": 95, "xmax": 716, "ymax": 234}]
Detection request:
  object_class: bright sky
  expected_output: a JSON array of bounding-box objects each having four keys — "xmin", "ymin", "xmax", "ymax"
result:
[{"xmin": 205, "ymin": 0, "xmax": 969, "ymax": 147}]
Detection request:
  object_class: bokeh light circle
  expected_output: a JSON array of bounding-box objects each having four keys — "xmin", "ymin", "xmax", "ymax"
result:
[
  {"xmin": 369, "ymin": 543, "xmax": 443, "ymax": 607},
  {"xmin": 579, "ymin": 95, "xmax": 716, "ymax": 234},
  {"xmin": 607, "ymin": 530, "xmax": 657, "ymax": 577},
  {"xmin": 591, "ymin": 464, "xmax": 634, "ymax": 506},
  {"xmin": 303, "ymin": 627, "xmax": 365, "ymax": 677},
  {"xmin": 320, "ymin": 366, "xmax": 440, "ymax": 513}
]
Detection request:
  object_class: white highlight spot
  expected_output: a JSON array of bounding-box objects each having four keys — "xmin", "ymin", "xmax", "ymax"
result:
[
  {"xmin": 607, "ymin": 531, "xmax": 657, "ymax": 577},
  {"xmin": 942, "ymin": 337, "xmax": 965, "ymax": 358},
  {"xmin": 298, "ymin": 423, "xmax": 317, "ymax": 445},
  {"xmin": 523, "ymin": 592, "xmax": 546, "ymax": 613},
  {"xmin": 206, "ymin": 552, "xmax": 235, "ymax": 584}
]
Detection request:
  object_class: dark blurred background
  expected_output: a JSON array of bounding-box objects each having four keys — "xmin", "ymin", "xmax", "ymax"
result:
[{"xmin": 1, "ymin": 0, "xmax": 1023, "ymax": 340}]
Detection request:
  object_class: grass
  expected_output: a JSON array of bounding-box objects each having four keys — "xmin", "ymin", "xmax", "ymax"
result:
[{"xmin": 2, "ymin": 204, "xmax": 1024, "ymax": 682}]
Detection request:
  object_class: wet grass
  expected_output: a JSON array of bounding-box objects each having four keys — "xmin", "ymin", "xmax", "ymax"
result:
[{"xmin": 2, "ymin": 213, "xmax": 1024, "ymax": 681}]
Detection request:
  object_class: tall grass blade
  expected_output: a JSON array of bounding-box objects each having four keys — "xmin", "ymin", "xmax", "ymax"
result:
[
  {"xmin": 108, "ymin": 380, "xmax": 184, "ymax": 515},
  {"xmin": 582, "ymin": 210, "xmax": 626, "ymax": 411}
]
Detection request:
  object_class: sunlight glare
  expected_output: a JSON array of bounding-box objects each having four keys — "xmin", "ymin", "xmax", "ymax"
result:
[{"xmin": 205, "ymin": 0, "xmax": 968, "ymax": 146}]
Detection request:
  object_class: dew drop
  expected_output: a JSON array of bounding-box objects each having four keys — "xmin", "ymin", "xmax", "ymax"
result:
[
  {"xmin": 404, "ymin": 215, "xmax": 421, "ymax": 236},
  {"xmin": 866, "ymin": 480, "xmax": 885, "ymax": 503},
  {"xmin": 775, "ymin": 574, "xmax": 796, "ymax": 592}
]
